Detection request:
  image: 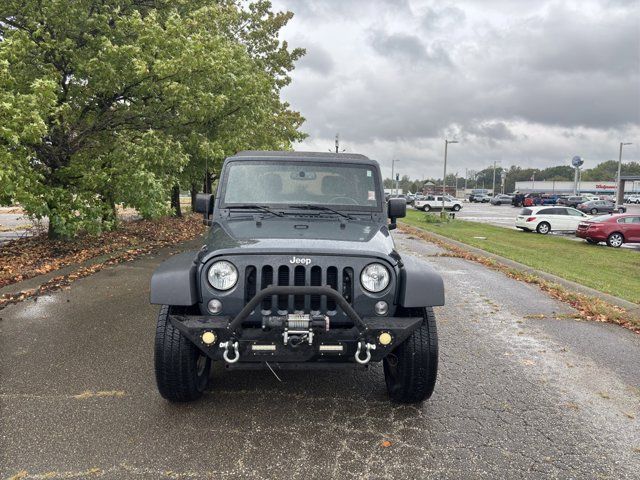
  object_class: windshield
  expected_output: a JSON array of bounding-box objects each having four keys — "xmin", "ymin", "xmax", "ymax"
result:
[{"xmin": 221, "ymin": 161, "xmax": 381, "ymax": 209}]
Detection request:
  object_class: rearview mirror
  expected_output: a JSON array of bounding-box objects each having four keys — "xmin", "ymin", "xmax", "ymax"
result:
[{"xmin": 387, "ymin": 197, "xmax": 406, "ymax": 230}]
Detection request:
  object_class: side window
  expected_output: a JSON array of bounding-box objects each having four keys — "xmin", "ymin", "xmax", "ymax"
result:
[
  {"xmin": 566, "ymin": 208, "xmax": 584, "ymax": 216},
  {"xmin": 617, "ymin": 217, "xmax": 630, "ymax": 224},
  {"xmin": 554, "ymin": 208, "xmax": 568, "ymax": 215},
  {"xmin": 631, "ymin": 217, "xmax": 640, "ymax": 224},
  {"xmin": 538, "ymin": 208, "xmax": 553, "ymax": 215}
]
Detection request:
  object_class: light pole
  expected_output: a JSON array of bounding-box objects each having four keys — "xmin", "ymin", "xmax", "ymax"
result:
[
  {"xmin": 391, "ymin": 159, "xmax": 400, "ymax": 196},
  {"xmin": 442, "ymin": 139, "xmax": 458, "ymax": 211},
  {"xmin": 491, "ymin": 160, "xmax": 501, "ymax": 196},
  {"xmin": 616, "ymin": 142, "xmax": 632, "ymax": 205}
]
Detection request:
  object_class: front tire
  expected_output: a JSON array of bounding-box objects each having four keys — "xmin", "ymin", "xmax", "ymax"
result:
[
  {"xmin": 453, "ymin": 204, "xmax": 461, "ymax": 211},
  {"xmin": 607, "ymin": 232, "xmax": 624, "ymax": 248},
  {"xmin": 424, "ymin": 205, "xmax": 431, "ymax": 211},
  {"xmin": 155, "ymin": 305, "xmax": 211, "ymax": 402},
  {"xmin": 536, "ymin": 222, "xmax": 550, "ymax": 234},
  {"xmin": 590, "ymin": 208, "xmax": 598, "ymax": 215},
  {"xmin": 384, "ymin": 307, "xmax": 438, "ymax": 403}
]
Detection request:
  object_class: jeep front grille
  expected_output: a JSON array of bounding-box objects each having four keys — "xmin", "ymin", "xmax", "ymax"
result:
[{"xmin": 245, "ymin": 264, "xmax": 354, "ymax": 315}]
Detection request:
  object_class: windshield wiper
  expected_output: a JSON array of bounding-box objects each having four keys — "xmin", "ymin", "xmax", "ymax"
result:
[
  {"xmin": 226, "ymin": 205, "xmax": 284, "ymax": 217},
  {"xmin": 289, "ymin": 205, "xmax": 355, "ymax": 220}
]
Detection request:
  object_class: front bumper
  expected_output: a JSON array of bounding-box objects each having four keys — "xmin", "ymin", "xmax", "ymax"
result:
[{"xmin": 170, "ymin": 285, "xmax": 421, "ymax": 364}]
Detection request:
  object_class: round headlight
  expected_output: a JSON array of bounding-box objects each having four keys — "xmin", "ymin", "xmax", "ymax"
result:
[
  {"xmin": 207, "ymin": 260, "xmax": 238, "ymax": 291},
  {"xmin": 360, "ymin": 263, "xmax": 390, "ymax": 293}
]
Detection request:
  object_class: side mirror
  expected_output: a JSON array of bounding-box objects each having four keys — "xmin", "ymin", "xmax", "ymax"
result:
[
  {"xmin": 195, "ymin": 193, "xmax": 214, "ymax": 225},
  {"xmin": 387, "ymin": 197, "xmax": 406, "ymax": 230}
]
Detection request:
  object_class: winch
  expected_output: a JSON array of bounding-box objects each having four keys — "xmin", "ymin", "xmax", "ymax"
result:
[{"xmin": 262, "ymin": 313, "xmax": 330, "ymax": 346}]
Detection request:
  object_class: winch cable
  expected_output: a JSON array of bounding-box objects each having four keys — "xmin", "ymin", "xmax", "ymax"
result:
[{"xmin": 265, "ymin": 362, "xmax": 283, "ymax": 383}]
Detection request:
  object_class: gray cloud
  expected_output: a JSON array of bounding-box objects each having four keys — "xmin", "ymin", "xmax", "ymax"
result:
[{"xmin": 274, "ymin": 0, "xmax": 640, "ymax": 178}]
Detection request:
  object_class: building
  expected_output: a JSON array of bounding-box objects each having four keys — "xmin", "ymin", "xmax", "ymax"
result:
[{"xmin": 514, "ymin": 180, "xmax": 640, "ymax": 195}]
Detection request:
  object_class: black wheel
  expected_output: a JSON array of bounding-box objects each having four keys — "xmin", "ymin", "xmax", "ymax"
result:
[
  {"xmin": 155, "ymin": 305, "xmax": 211, "ymax": 402},
  {"xmin": 453, "ymin": 204, "xmax": 461, "ymax": 211},
  {"xmin": 424, "ymin": 205, "xmax": 431, "ymax": 211},
  {"xmin": 384, "ymin": 307, "xmax": 438, "ymax": 404},
  {"xmin": 617, "ymin": 207, "xmax": 625, "ymax": 214},
  {"xmin": 536, "ymin": 222, "xmax": 550, "ymax": 234},
  {"xmin": 607, "ymin": 232, "xmax": 624, "ymax": 248},
  {"xmin": 590, "ymin": 208, "xmax": 598, "ymax": 215}
]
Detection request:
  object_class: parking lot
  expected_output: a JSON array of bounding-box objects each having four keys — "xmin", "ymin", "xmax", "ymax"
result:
[{"xmin": 1, "ymin": 233, "xmax": 638, "ymax": 479}]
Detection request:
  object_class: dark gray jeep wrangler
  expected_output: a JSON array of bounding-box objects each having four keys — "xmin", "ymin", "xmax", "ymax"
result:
[{"xmin": 150, "ymin": 151, "xmax": 444, "ymax": 403}]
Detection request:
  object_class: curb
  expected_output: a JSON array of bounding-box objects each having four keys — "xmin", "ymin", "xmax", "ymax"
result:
[{"xmin": 399, "ymin": 223, "xmax": 640, "ymax": 318}]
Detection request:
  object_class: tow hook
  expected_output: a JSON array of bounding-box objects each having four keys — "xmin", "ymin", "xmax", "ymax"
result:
[
  {"xmin": 220, "ymin": 340, "xmax": 240, "ymax": 363},
  {"xmin": 355, "ymin": 341, "xmax": 376, "ymax": 365}
]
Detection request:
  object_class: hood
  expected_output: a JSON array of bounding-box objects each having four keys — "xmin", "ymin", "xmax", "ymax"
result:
[{"xmin": 202, "ymin": 216, "xmax": 397, "ymax": 263}]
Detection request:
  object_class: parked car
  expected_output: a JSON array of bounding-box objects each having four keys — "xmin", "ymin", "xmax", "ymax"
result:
[
  {"xmin": 523, "ymin": 194, "xmax": 542, "ymax": 206},
  {"xmin": 576, "ymin": 214, "xmax": 640, "ymax": 247},
  {"xmin": 469, "ymin": 189, "xmax": 489, "ymax": 202},
  {"xmin": 490, "ymin": 194, "xmax": 514, "ymax": 205},
  {"xmin": 576, "ymin": 200, "xmax": 626, "ymax": 215},
  {"xmin": 414, "ymin": 195, "xmax": 463, "ymax": 211},
  {"xmin": 557, "ymin": 195, "xmax": 591, "ymax": 208},
  {"xmin": 470, "ymin": 194, "xmax": 491, "ymax": 203},
  {"xmin": 515, "ymin": 206, "xmax": 589, "ymax": 234},
  {"xmin": 625, "ymin": 194, "xmax": 640, "ymax": 204},
  {"xmin": 540, "ymin": 194, "xmax": 559, "ymax": 205}
]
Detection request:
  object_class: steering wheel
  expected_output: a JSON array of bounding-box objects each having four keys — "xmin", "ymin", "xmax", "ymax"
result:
[{"xmin": 329, "ymin": 196, "xmax": 359, "ymax": 205}]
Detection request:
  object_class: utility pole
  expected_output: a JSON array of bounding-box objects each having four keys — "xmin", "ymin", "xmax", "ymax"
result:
[
  {"xmin": 330, "ymin": 133, "xmax": 346, "ymax": 154},
  {"xmin": 616, "ymin": 142, "xmax": 632, "ymax": 205},
  {"xmin": 464, "ymin": 168, "xmax": 468, "ymax": 192},
  {"xmin": 442, "ymin": 139, "xmax": 458, "ymax": 211}
]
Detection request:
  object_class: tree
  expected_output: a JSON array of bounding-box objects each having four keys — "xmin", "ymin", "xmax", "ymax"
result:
[{"xmin": 0, "ymin": 0, "xmax": 305, "ymax": 238}]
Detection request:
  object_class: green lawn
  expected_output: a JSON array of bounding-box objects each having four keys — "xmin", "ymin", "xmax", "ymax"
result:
[{"xmin": 401, "ymin": 209, "xmax": 640, "ymax": 304}]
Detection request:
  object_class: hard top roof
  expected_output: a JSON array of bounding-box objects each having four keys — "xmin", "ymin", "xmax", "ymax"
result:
[{"xmin": 228, "ymin": 150, "xmax": 378, "ymax": 166}]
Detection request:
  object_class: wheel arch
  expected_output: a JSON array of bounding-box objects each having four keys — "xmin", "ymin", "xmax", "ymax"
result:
[
  {"xmin": 150, "ymin": 251, "xmax": 200, "ymax": 305},
  {"xmin": 397, "ymin": 254, "xmax": 445, "ymax": 308}
]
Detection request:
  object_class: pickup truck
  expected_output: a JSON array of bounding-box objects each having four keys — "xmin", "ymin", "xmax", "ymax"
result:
[{"xmin": 414, "ymin": 195, "xmax": 463, "ymax": 211}]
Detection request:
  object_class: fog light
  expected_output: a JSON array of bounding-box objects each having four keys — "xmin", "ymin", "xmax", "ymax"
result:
[
  {"xmin": 208, "ymin": 299, "xmax": 222, "ymax": 314},
  {"xmin": 374, "ymin": 301, "xmax": 388, "ymax": 316},
  {"xmin": 201, "ymin": 331, "xmax": 216, "ymax": 345},
  {"xmin": 378, "ymin": 332, "xmax": 392, "ymax": 346}
]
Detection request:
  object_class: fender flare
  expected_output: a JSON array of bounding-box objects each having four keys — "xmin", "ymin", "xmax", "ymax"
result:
[
  {"xmin": 150, "ymin": 251, "xmax": 199, "ymax": 305},
  {"xmin": 397, "ymin": 254, "xmax": 445, "ymax": 307}
]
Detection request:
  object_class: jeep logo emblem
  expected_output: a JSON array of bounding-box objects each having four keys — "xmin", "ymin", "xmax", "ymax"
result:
[{"xmin": 289, "ymin": 256, "xmax": 312, "ymax": 265}]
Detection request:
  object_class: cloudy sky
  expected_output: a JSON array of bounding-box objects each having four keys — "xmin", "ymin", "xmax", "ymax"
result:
[{"xmin": 271, "ymin": 0, "xmax": 640, "ymax": 180}]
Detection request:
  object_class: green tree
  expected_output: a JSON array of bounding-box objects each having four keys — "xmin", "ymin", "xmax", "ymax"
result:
[{"xmin": 0, "ymin": 0, "xmax": 305, "ymax": 237}]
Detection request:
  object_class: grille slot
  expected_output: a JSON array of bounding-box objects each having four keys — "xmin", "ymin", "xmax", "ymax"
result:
[
  {"xmin": 277, "ymin": 266, "xmax": 289, "ymax": 311},
  {"xmin": 245, "ymin": 266, "xmax": 256, "ymax": 304},
  {"xmin": 294, "ymin": 266, "xmax": 305, "ymax": 311},
  {"xmin": 326, "ymin": 266, "xmax": 338, "ymax": 311},
  {"xmin": 310, "ymin": 266, "xmax": 322, "ymax": 311},
  {"xmin": 260, "ymin": 266, "xmax": 273, "ymax": 311}
]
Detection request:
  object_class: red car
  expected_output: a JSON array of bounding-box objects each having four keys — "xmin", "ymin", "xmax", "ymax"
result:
[{"xmin": 575, "ymin": 213, "xmax": 640, "ymax": 247}]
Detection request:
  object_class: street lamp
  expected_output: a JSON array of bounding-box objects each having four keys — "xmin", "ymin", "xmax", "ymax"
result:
[
  {"xmin": 616, "ymin": 142, "xmax": 632, "ymax": 205},
  {"xmin": 443, "ymin": 139, "xmax": 458, "ymax": 211},
  {"xmin": 391, "ymin": 159, "xmax": 401, "ymax": 196}
]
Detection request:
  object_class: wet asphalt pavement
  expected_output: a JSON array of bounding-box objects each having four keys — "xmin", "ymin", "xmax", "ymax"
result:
[{"xmin": 1, "ymin": 232, "xmax": 639, "ymax": 479}]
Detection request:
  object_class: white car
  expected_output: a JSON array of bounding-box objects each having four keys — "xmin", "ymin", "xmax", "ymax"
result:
[
  {"xmin": 627, "ymin": 194, "xmax": 640, "ymax": 204},
  {"xmin": 414, "ymin": 195, "xmax": 463, "ymax": 212},
  {"xmin": 515, "ymin": 206, "xmax": 589, "ymax": 234}
]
